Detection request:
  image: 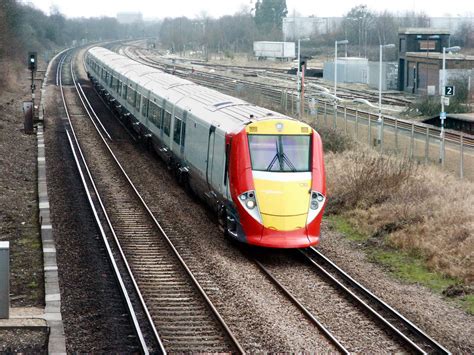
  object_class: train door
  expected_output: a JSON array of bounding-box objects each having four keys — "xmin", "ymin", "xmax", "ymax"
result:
[{"xmin": 206, "ymin": 125, "xmax": 216, "ymax": 190}]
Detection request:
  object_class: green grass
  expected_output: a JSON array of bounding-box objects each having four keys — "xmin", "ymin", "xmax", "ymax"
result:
[
  {"xmin": 369, "ymin": 250, "xmax": 458, "ymax": 293},
  {"xmin": 460, "ymin": 295, "xmax": 474, "ymax": 315},
  {"xmin": 327, "ymin": 214, "xmax": 473, "ymax": 314},
  {"xmin": 325, "ymin": 215, "xmax": 368, "ymax": 243}
]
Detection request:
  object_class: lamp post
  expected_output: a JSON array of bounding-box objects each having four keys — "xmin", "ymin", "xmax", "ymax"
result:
[
  {"xmin": 334, "ymin": 40, "xmax": 349, "ymax": 99},
  {"xmin": 296, "ymin": 37, "xmax": 310, "ymax": 118},
  {"xmin": 377, "ymin": 43, "xmax": 395, "ymax": 148},
  {"xmin": 439, "ymin": 45, "xmax": 461, "ymax": 165}
]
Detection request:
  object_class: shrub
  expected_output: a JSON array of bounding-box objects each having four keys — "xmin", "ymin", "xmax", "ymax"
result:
[
  {"xmin": 313, "ymin": 126, "xmax": 353, "ymax": 153},
  {"xmin": 325, "ymin": 148, "xmax": 474, "ymax": 283},
  {"xmin": 325, "ymin": 149, "xmax": 416, "ymax": 214}
]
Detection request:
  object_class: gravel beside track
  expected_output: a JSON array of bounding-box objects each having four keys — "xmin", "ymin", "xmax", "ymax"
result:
[
  {"xmin": 251, "ymin": 249, "xmax": 407, "ymax": 353},
  {"xmin": 319, "ymin": 227, "xmax": 474, "ymax": 353},
  {"xmin": 43, "ymin": 51, "xmax": 139, "ymax": 352},
  {"xmin": 74, "ymin": 49, "xmax": 337, "ymax": 352},
  {"xmin": 29, "ymin": 44, "xmax": 473, "ymax": 353}
]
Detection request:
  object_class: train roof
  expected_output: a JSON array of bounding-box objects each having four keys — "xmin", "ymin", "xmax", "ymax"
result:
[{"xmin": 87, "ymin": 47, "xmax": 296, "ymax": 132}]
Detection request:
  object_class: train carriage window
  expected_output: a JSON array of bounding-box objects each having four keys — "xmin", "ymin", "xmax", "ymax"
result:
[
  {"xmin": 163, "ymin": 111, "xmax": 172, "ymax": 136},
  {"xmin": 148, "ymin": 102, "xmax": 161, "ymax": 126},
  {"xmin": 127, "ymin": 87, "xmax": 135, "ymax": 106},
  {"xmin": 123, "ymin": 84, "xmax": 127, "ymax": 99},
  {"xmin": 111, "ymin": 76, "xmax": 118, "ymax": 91},
  {"xmin": 181, "ymin": 122, "xmax": 186, "ymax": 147},
  {"xmin": 142, "ymin": 98, "xmax": 149, "ymax": 117},
  {"xmin": 118, "ymin": 81, "xmax": 122, "ymax": 95},
  {"xmin": 173, "ymin": 117, "xmax": 182, "ymax": 144},
  {"xmin": 135, "ymin": 93, "xmax": 141, "ymax": 111}
]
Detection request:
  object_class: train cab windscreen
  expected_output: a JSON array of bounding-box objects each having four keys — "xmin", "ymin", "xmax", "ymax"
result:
[{"xmin": 248, "ymin": 135, "xmax": 311, "ymax": 172}]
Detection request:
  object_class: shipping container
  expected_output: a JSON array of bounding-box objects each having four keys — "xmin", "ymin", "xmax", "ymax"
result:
[{"xmin": 253, "ymin": 41, "xmax": 296, "ymax": 60}]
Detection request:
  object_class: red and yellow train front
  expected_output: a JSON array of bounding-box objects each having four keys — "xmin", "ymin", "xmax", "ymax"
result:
[{"xmin": 228, "ymin": 118, "xmax": 326, "ymax": 248}]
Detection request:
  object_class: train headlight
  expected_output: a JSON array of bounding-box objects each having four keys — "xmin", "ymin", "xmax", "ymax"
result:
[
  {"xmin": 238, "ymin": 190, "xmax": 262, "ymax": 223},
  {"xmin": 307, "ymin": 190, "xmax": 326, "ymax": 224}
]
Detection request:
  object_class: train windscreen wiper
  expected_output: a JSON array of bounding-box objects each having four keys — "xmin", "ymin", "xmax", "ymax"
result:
[{"xmin": 266, "ymin": 140, "xmax": 297, "ymax": 172}]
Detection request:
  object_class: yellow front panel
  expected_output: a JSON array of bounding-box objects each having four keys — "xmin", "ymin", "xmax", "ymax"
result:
[
  {"xmin": 246, "ymin": 119, "xmax": 312, "ymax": 135},
  {"xmin": 260, "ymin": 214, "xmax": 308, "ymax": 231},
  {"xmin": 254, "ymin": 178, "xmax": 311, "ymax": 231}
]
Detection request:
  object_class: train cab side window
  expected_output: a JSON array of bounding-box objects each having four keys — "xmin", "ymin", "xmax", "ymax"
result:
[
  {"xmin": 224, "ymin": 141, "xmax": 231, "ymax": 186},
  {"xmin": 163, "ymin": 111, "xmax": 171, "ymax": 136},
  {"xmin": 173, "ymin": 117, "xmax": 182, "ymax": 144}
]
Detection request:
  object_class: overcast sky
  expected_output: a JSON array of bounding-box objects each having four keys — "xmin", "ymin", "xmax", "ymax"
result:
[{"xmin": 24, "ymin": 0, "xmax": 474, "ymax": 19}]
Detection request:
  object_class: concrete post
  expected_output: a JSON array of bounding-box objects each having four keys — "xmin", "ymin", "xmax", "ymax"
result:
[
  {"xmin": 460, "ymin": 134, "xmax": 464, "ymax": 179},
  {"xmin": 368, "ymin": 113, "xmax": 371, "ymax": 146},
  {"xmin": 355, "ymin": 108, "xmax": 359, "ymax": 140},
  {"xmin": 344, "ymin": 105, "xmax": 347, "ymax": 134},
  {"xmin": 425, "ymin": 127, "xmax": 430, "ymax": 163},
  {"xmin": 395, "ymin": 119, "xmax": 399, "ymax": 151},
  {"xmin": 0, "ymin": 241, "xmax": 9, "ymax": 319}
]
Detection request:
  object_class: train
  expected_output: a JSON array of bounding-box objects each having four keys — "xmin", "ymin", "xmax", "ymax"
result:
[{"xmin": 84, "ymin": 47, "xmax": 326, "ymax": 248}]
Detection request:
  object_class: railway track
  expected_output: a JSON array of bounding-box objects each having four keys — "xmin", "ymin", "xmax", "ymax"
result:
[
  {"xmin": 122, "ymin": 45, "xmax": 474, "ymax": 151},
  {"xmin": 127, "ymin": 45, "xmax": 413, "ymax": 106},
  {"xmin": 301, "ymin": 247, "xmax": 452, "ymax": 354},
  {"xmin": 249, "ymin": 247, "xmax": 451, "ymax": 354},
  {"xmin": 58, "ymin": 48, "xmax": 245, "ymax": 353}
]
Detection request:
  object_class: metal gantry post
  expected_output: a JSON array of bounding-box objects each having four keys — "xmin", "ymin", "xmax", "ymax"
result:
[
  {"xmin": 380, "ymin": 118, "xmax": 384, "ymax": 153},
  {"xmin": 410, "ymin": 122, "xmax": 415, "ymax": 159}
]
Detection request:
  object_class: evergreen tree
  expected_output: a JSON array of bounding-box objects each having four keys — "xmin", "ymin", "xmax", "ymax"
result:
[{"xmin": 254, "ymin": 0, "xmax": 288, "ymax": 33}]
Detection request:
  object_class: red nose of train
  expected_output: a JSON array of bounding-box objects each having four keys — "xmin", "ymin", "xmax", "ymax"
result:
[{"xmin": 228, "ymin": 119, "xmax": 326, "ymax": 248}]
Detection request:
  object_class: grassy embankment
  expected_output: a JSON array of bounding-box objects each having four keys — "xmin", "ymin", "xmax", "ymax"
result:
[{"xmin": 316, "ymin": 126, "xmax": 474, "ymax": 314}]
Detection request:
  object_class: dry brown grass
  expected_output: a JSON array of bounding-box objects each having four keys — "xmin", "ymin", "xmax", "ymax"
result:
[{"xmin": 326, "ymin": 148, "xmax": 474, "ymax": 284}]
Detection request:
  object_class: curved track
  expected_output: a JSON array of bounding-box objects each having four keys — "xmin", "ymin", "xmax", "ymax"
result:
[
  {"xmin": 248, "ymin": 247, "xmax": 451, "ymax": 354},
  {"xmin": 58, "ymin": 48, "xmax": 244, "ymax": 354},
  {"xmin": 122, "ymin": 45, "xmax": 474, "ymax": 151},
  {"xmin": 300, "ymin": 247, "xmax": 451, "ymax": 355}
]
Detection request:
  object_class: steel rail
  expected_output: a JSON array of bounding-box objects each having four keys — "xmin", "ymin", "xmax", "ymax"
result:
[
  {"xmin": 125, "ymin": 46, "xmax": 474, "ymax": 149},
  {"xmin": 301, "ymin": 247, "xmax": 452, "ymax": 355},
  {"xmin": 79, "ymin": 51, "xmax": 246, "ymax": 354},
  {"xmin": 58, "ymin": 52, "xmax": 153, "ymax": 354},
  {"xmin": 68, "ymin": 54, "xmax": 166, "ymax": 353},
  {"xmin": 253, "ymin": 259, "xmax": 349, "ymax": 354}
]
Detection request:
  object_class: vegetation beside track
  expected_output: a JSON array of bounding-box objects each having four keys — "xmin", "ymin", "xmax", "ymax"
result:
[{"xmin": 317, "ymin": 127, "xmax": 474, "ymax": 314}]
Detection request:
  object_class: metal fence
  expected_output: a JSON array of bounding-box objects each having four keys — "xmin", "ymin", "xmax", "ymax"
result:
[
  {"xmin": 299, "ymin": 96, "xmax": 474, "ymax": 181},
  {"xmin": 192, "ymin": 71, "xmax": 473, "ymax": 181}
]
